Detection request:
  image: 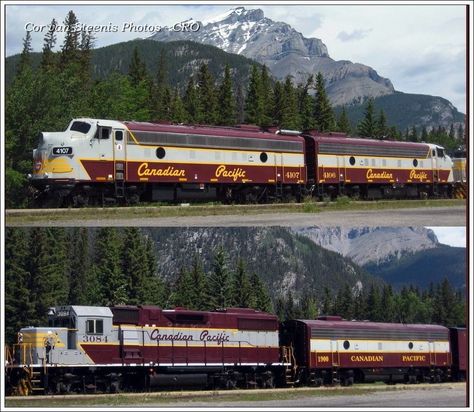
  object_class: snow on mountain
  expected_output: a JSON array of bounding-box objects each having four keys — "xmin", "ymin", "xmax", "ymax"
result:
[
  {"xmin": 150, "ymin": 6, "xmax": 394, "ymax": 106},
  {"xmin": 293, "ymin": 227, "xmax": 439, "ymax": 267}
]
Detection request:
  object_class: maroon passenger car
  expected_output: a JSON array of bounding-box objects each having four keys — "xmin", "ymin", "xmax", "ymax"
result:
[{"xmin": 281, "ymin": 317, "xmax": 452, "ymax": 386}]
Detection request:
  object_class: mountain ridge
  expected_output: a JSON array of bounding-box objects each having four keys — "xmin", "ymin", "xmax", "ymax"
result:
[{"xmin": 151, "ymin": 6, "xmax": 395, "ymax": 106}]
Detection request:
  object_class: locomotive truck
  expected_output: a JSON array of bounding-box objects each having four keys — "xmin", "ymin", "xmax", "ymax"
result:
[
  {"xmin": 28, "ymin": 118, "xmax": 455, "ymax": 206},
  {"xmin": 5, "ymin": 305, "xmax": 466, "ymax": 395}
]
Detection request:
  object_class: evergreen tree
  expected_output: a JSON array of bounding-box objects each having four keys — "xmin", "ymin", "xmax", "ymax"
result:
[
  {"xmin": 456, "ymin": 124, "xmax": 464, "ymax": 142},
  {"xmin": 206, "ymin": 247, "xmax": 232, "ymax": 309},
  {"xmin": 281, "ymin": 76, "xmax": 301, "ymax": 129},
  {"xmin": 28, "ymin": 228, "xmax": 70, "ymax": 325},
  {"xmin": 357, "ymin": 98, "xmax": 377, "ymax": 138},
  {"xmin": 408, "ymin": 126, "xmax": 418, "ymax": 142},
  {"xmin": 381, "ymin": 284, "xmax": 396, "ymax": 322},
  {"xmin": 152, "ymin": 51, "xmax": 171, "ymax": 120},
  {"xmin": 235, "ymin": 84, "xmax": 245, "ymax": 124},
  {"xmin": 41, "ymin": 19, "xmax": 58, "ymax": 71},
  {"xmin": 421, "ymin": 126, "xmax": 428, "ymax": 142},
  {"xmin": 187, "ymin": 255, "xmax": 208, "ymax": 310},
  {"xmin": 171, "ymin": 268, "xmax": 193, "ymax": 308},
  {"xmin": 122, "ymin": 228, "xmax": 149, "ymax": 304},
  {"xmin": 260, "ymin": 65, "xmax": 273, "ymax": 126},
  {"xmin": 335, "ymin": 284, "xmax": 354, "ymax": 320},
  {"xmin": 196, "ymin": 63, "xmax": 218, "ymax": 124},
  {"xmin": 183, "ymin": 77, "xmax": 200, "ymax": 123},
  {"xmin": 300, "ymin": 292, "xmax": 318, "ymax": 319},
  {"xmin": 60, "ymin": 10, "xmax": 80, "ymax": 68},
  {"xmin": 68, "ymin": 228, "xmax": 91, "ymax": 305},
  {"xmin": 170, "ymin": 88, "xmax": 187, "ymax": 123},
  {"xmin": 375, "ymin": 109, "xmax": 387, "ymax": 139},
  {"xmin": 231, "ymin": 259, "xmax": 253, "ymax": 307},
  {"xmin": 218, "ymin": 64, "xmax": 236, "ymax": 125},
  {"xmin": 337, "ymin": 106, "xmax": 352, "ymax": 134},
  {"xmin": 92, "ymin": 72, "xmax": 150, "ymax": 121},
  {"xmin": 365, "ymin": 284, "xmax": 383, "ymax": 321},
  {"xmin": 79, "ymin": 28, "xmax": 95, "ymax": 82},
  {"xmin": 245, "ymin": 65, "xmax": 263, "ymax": 125},
  {"xmin": 321, "ymin": 287, "xmax": 333, "ymax": 315},
  {"xmin": 18, "ymin": 31, "xmax": 33, "ymax": 74},
  {"xmin": 249, "ymin": 272, "xmax": 272, "ymax": 312},
  {"xmin": 284, "ymin": 291, "xmax": 300, "ymax": 321},
  {"xmin": 93, "ymin": 228, "xmax": 127, "ymax": 305},
  {"xmin": 432, "ymin": 278, "xmax": 462, "ymax": 326},
  {"xmin": 298, "ymin": 76, "xmax": 316, "ymax": 131},
  {"xmin": 448, "ymin": 123, "xmax": 455, "ymax": 141},
  {"xmin": 271, "ymin": 81, "xmax": 284, "ymax": 127},
  {"xmin": 274, "ymin": 296, "xmax": 286, "ymax": 321},
  {"xmin": 141, "ymin": 236, "xmax": 165, "ymax": 306},
  {"xmin": 5, "ymin": 229, "xmax": 35, "ymax": 344},
  {"xmin": 314, "ymin": 72, "xmax": 335, "ymax": 132},
  {"xmin": 128, "ymin": 47, "xmax": 148, "ymax": 87}
]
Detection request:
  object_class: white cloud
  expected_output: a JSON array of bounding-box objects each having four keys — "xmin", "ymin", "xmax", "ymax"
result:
[
  {"xmin": 4, "ymin": 3, "xmax": 467, "ymax": 112},
  {"xmin": 426, "ymin": 227, "xmax": 466, "ymax": 247}
]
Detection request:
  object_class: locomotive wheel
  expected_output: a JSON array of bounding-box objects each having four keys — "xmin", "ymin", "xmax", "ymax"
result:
[{"xmin": 72, "ymin": 194, "xmax": 89, "ymax": 208}]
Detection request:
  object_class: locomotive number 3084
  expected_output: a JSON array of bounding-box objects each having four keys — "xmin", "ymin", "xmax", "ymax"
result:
[{"xmin": 82, "ymin": 335, "xmax": 108, "ymax": 343}]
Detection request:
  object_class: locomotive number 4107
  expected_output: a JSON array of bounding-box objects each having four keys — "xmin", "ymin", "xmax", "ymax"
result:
[
  {"xmin": 285, "ymin": 171, "xmax": 300, "ymax": 179},
  {"xmin": 52, "ymin": 147, "xmax": 73, "ymax": 155}
]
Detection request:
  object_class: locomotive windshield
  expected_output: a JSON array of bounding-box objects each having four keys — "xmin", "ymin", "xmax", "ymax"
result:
[{"xmin": 70, "ymin": 121, "xmax": 92, "ymax": 134}]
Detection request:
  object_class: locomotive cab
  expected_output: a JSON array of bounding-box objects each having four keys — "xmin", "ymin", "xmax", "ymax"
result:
[
  {"xmin": 28, "ymin": 118, "xmax": 127, "ymax": 206},
  {"xmin": 16, "ymin": 306, "xmax": 114, "ymax": 367}
]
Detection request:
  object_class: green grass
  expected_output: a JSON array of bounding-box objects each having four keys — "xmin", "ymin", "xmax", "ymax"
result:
[
  {"xmin": 6, "ymin": 383, "xmax": 462, "ymax": 407},
  {"xmin": 5, "ymin": 199, "xmax": 465, "ymax": 225}
]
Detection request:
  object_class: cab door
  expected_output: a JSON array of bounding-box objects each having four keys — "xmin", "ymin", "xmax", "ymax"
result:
[
  {"xmin": 431, "ymin": 148, "xmax": 439, "ymax": 183},
  {"xmin": 92, "ymin": 125, "xmax": 114, "ymax": 181},
  {"xmin": 113, "ymin": 129, "xmax": 126, "ymax": 183}
]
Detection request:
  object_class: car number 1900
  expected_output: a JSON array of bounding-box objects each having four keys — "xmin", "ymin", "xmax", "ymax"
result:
[{"xmin": 52, "ymin": 147, "xmax": 73, "ymax": 155}]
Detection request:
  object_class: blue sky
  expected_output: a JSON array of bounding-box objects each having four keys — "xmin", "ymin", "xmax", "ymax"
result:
[
  {"xmin": 4, "ymin": 2, "xmax": 468, "ymax": 113},
  {"xmin": 426, "ymin": 227, "xmax": 466, "ymax": 248}
]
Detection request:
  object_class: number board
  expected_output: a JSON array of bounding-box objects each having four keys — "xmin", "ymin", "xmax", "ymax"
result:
[{"xmin": 52, "ymin": 147, "xmax": 73, "ymax": 155}]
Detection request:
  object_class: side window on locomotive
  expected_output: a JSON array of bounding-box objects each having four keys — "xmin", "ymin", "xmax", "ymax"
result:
[
  {"xmin": 95, "ymin": 127, "xmax": 111, "ymax": 140},
  {"xmin": 100, "ymin": 128, "xmax": 110, "ymax": 139},
  {"xmin": 115, "ymin": 130, "xmax": 123, "ymax": 141},
  {"xmin": 86, "ymin": 319, "xmax": 104, "ymax": 335}
]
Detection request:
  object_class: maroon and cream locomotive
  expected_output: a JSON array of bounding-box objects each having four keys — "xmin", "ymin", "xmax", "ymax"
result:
[
  {"xmin": 5, "ymin": 305, "xmax": 466, "ymax": 395},
  {"xmin": 28, "ymin": 118, "xmax": 455, "ymax": 206}
]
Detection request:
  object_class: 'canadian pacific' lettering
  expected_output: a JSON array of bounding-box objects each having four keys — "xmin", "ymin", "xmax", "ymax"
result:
[
  {"xmin": 402, "ymin": 355, "xmax": 426, "ymax": 362},
  {"xmin": 149, "ymin": 329, "xmax": 230, "ymax": 345},
  {"xmin": 215, "ymin": 165, "xmax": 246, "ymax": 182},
  {"xmin": 137, "ymin": 163, "xmax": 185, "ymax": 177},
  {"xmin": 350, "ymin": 355, "xmax": 384, "ymax": 362},
  {"xmin": 409, "ymin": 170, "xmax": 428, "ymax": 180},
  {"xmin": 366, "ymin": 169, "xmax": 393, "ymax": 180}
]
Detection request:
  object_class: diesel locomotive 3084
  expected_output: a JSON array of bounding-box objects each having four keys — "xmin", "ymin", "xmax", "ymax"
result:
[
  {"xmin": 28, "ymin": 118, "xmax": 456, "ymax": 206},
  {"xmin": 5, "ymin": 305, "xmax": 466, "ymax": 395}
]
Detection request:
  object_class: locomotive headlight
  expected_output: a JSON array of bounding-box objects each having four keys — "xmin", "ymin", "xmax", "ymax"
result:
[{"xmin": 18, "ymin": 333, "xmax": 23, "ymax": 343}]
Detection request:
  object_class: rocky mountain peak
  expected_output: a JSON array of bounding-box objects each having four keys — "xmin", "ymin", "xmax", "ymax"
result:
[
  {"xmin": 293, "ymin": 227, "xmax": 440, "ymax": 267},
  {"xmin": 204, "ymin": 7, "xmax": 264, "ymax": 24},
  {"xmin": 150, "ymin": 6, "xmax": 393, "ymax": 105}
]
